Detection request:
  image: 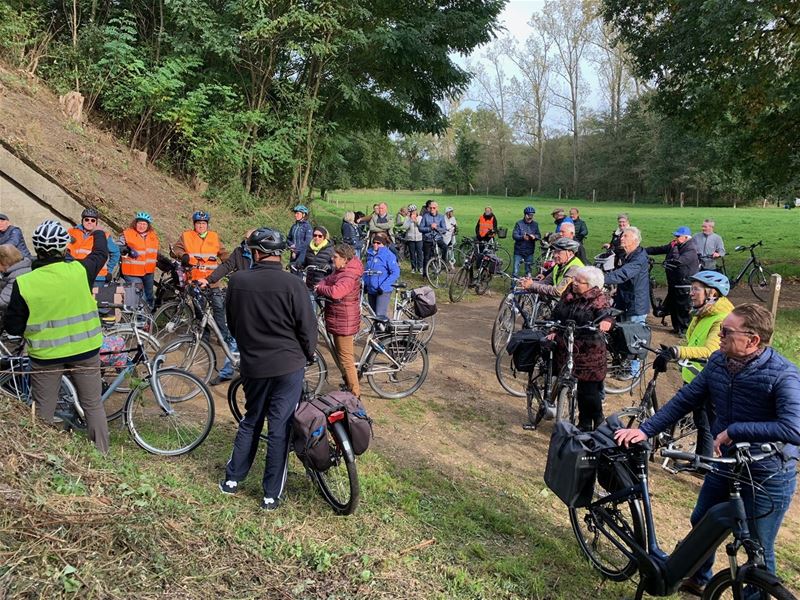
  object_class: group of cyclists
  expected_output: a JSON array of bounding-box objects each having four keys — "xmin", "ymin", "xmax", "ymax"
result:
[{"xmin": 1, "ymin": 200, "xmax": 798, "ymax": 597}]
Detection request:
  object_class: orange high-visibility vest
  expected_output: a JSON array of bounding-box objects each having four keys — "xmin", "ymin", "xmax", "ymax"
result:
[
  {"xmin": 67, "ymin": 227, "xmax": 111, "ymax": 278},
  {"xmin": 477, "ymin": 215, "xmax": 495, "ymax": 238},
  {"xmin": 120, "ymin": 228, "xmax": 159, "ymax": 277},
  {"xmin": 180, "ymin": 230, "xmax": 222, "ymax": 281}
]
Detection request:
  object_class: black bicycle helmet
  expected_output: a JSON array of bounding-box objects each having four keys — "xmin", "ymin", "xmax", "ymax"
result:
[
  {"xmin": 551, "ymin": 237, "xmax": 581, "ymax": 252},
  {"xmin": 247, "ymin": 227, "xmax": 287, "ymax": 255},
  {"xmin": 81, "ymin": 207, "xmax": 100, "ymax": 219}
]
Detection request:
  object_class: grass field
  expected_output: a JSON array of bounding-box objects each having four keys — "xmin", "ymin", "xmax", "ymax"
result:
[{"xmin": 312, "ymin": 189, "xmax": 799, "ymax": 279}]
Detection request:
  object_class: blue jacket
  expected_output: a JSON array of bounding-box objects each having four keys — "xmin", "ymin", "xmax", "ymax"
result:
[
  {"xmin": 604, "ymin": 246, "xmax": 650, "ymax": 317},
  {"xmin": 363, "ymin": 246, "xmax": 400, "ymax": 294},
  {"xmin": 288, "ymin": 220, "xmax": 313, "ymax": 264},
  {"xmin": 641, "ymin": 348, "xmax": 800, "ymax": 467},
  {"xmin": 512, "ymin": 218, "xmax": 541, "ymax": 256},
  {"xmin": 418, "ymin": 212, "xmax": 447, "ymax": 242},
  {"xmin": 341, "ymin": 221, "xmax": 362, "ymax": 252},
  {"xmin": 0, "ymin": 226, "xmax": 32, "ymax": 259}
]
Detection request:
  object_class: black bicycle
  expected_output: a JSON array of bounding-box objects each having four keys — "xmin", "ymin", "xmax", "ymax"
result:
[
  {"xmin": 570, "ymin": 437, "xmax": 795, "ymax": 599},
  {"xmin": 228, "ymin": 379, "xmax": 360, "ymax": 515},
  {"xmin": 712, "ymin": 240, "xmax": 769, "ymax": 302}
]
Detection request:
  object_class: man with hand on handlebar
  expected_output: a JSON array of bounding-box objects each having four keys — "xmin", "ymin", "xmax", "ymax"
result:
[{"xmin": 615, "ymin": 303, "xmax": 800, "ymax": 596}]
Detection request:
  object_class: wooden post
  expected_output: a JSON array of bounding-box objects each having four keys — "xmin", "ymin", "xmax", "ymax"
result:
[
  {"xmin": 632, "ymin": 191, "xmax": 636, "ymax": 205},
  {"xmin": 486, "ymin": 186, "xmax": 489, "ymax": 196},
  {"xmin": 505, "ymin": 187, "xmax": 508, "ymax": 197},
  {"xmin": 530, "ymin": 188, "xmax": 533, "ymax": 198},
  {"xmin": 767, "ymin": 274, "xmax": 782, "ymax": 319},
  {"xmin": 680, "ymin": 191, "xmax": 685, "ymax": 208},
  {"xmin": 696, "ymin": 189, "xmax": 699, "ymax": 207},
  {"xmin": 592, "ymin": 189, "xmax": 596, "ymax": 203},
  {"xmin": 558, "ymin": 188, "xmax": 562, "ymax": 200}
]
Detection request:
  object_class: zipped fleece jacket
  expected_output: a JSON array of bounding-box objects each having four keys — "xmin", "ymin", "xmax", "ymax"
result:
[
  {"xmin": 641, "ymin": 348, "xmax": 800, "ymax": 468},
  {"xmin": 603, "ymin": 245, "xmax": 651, "ymax": 317}
]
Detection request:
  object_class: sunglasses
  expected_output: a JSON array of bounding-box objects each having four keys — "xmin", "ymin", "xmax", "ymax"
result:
[
  {"xmin": 372, "ymin": 240, "xmax": 384, "ymax": 245},
  {"xmin": 312, "ymin": 233, "xmax": 324, "ymax": 238},
  {"xmin": 719, "ymin": 327, "xmax": 755, "ymax": 338},
  {"xmin": 83, "ymin": 218, "xmax": 97, "ymax": 223}
]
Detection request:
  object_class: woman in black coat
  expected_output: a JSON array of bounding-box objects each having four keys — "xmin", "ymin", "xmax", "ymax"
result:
[{"xmin": 302, "ymin": 226, "xmax": 334, "ymax": 289}]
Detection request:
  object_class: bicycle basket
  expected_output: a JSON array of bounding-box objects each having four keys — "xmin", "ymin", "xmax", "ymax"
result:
[
  {"xmin": 506, "ymin": 329, "xmax": 547, "ymax": 373},
  {"xmin": 609, "ymin": 322, "xmax": 651, "ymax": 359},
  {"xmin": 594, "ymin": 252, "xmax": 615, "ymax": 272},
  {"xmin": 496, "ymin": 227, "xmax": 508, "ymax": 239}
]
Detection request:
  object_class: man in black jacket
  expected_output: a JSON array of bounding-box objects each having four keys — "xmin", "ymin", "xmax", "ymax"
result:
[
  {"xmin": 219, "ymin": 228, "xmax": 317, "ymax": 511},
  {"xmin": 645, "ymin": 226, "xmax": 700, "ymax": 336}
]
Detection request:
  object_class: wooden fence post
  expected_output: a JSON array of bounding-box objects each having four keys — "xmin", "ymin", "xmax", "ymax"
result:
[
  {"xmin": 592, "ymin": 189, "xmax": 596, "ymax": 203},
  {"xmin": 680, "ymin": 191, "xmax": 685, "ymax": 208},
  {"xmin": 632, "ymin": 191, "xmax": 636, "ymax": 205},
  {"xmin": 558, "ymin": 188, "xmax": 562, "ymax": 200},
  {"xmin": 767, "ymin": 274, "xmax": 782, "ymax": 319}
]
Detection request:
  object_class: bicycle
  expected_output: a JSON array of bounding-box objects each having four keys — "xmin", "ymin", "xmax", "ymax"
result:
[
  {"xmin": 227, "ymin": 380, "xmax": 359, "ymax": 515},
  {"xmin": 708, "ymin": 240, "xmax": 769, "ymax": 301},
  {"xmin": 424, "ymin": 232, "xmax": 449, "ymax": 289},
  {"xmin": 490, "ymin": 281, "xmax": 553, "ymax": 356},
  {"xmin": 612, "ymin": 341, "xmax": 697, "ymax": 473},
  {"xmin": 570, "ymin": 435, "xmax": 795, "ymax": 599},
  {"xmin": 357, "ymin": 280, "xmax": 436, "ymax": 346},
  {"xmin": 448, "ymin": 238, "xmax": 508, "ymax": 302}
]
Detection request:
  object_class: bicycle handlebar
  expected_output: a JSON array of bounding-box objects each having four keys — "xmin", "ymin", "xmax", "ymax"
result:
[
  {"xmin": 660, "ymin": 442, "xmax": 779, "ymax": 472},
  {"xmin": 734, "ymin": 240, "xmax": 763, "ymax": 252}
]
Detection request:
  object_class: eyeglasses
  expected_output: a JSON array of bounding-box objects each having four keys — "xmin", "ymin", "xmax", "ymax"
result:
[
  {"xmin": 372, "ymin": 240, "xmax": 384, "ymax": 245},
  {"xmin": 573, "ymin": 279, "xmax": 589, "ymax": 286},
  {"xmin": 719, "ymin": 327, "xmax": 755, "ymax": 338},
  {"xmin": 312, "ymin": 233, "xmax": 324, "ymax": 238},
  {"xmin": 83, "ymin": 218, "xmax": 97, "ymax": 223}
]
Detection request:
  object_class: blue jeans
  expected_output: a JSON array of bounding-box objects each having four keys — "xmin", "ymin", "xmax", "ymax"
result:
[
  {"xmin": 513, "ymin": 254, "xmax": 535, "ymax": 277},
  {"xmin": 123, "ymin": 273, "xmax": 155, "ymax": 308},
  {"xmin": 625, "ymin": 314, "xmax": 647, "ymax": 376},
  {"xmin": 689, "ymin": 463, "xmax": 797, "ymax": 585},
  {"xmin": 368, "ymin": 291, "xmax": 392, "ymax": 318},
  {"xmin": 218, "ymin": 338, "xmax": 238, "ymax": 379}
]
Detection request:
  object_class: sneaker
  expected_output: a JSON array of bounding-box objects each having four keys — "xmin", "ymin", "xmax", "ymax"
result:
[
  {"xmin": 260, "ymin": 497, "xmax": 281, "ymax": 511},
  {"xmin": 677, "ymin": 578, "xmax": 704, "ymax": 597},
  {"xmin": 210, "ymin": 376, "xmax": 232, "ymax": 386},
  {"xmin": 219, "ymin": 480, "xmax": 239, "ymax": 495}
]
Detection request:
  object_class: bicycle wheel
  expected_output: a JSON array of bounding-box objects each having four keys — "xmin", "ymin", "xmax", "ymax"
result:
[
  {"xmin": 475, "ymin": 266, "xmax": 492, "ymax": 295},
  {"xmin": 310, "ymin": 420, "xmax": 360, "ymax": 515},
  {"xmin": 748, "ymin": 265, "xmax": 769, "ymax": 302},
  {"xmin": 448, "ymin": 267, "xmax": 470, "ymax": 303},
  {"xmin": 425, "ymin": 256, "xmax": 448, "ymax": 289},
  {"xmin": 152, "ymin": 299, "xmax": 194, "ymax": 341},
  {"xmin": 494, "ymin": 246, "xmax": 512, "ymax": 275},
  {"xmin": 491, "ymin": 296, "xmax": 516, "ymax": 355},
  {"xmin": 154, "ymin": 335, "xmax": 216, "ymax": 384},
  {"xmin": 604, "ymin": 352, "xmax": 644, "ymax": 395},
  {"xmin": 495, "ymin": 350, "xmax": 527, "ymax": 397},
  {"xmin": 703, "ymin": 566, "xmax": 795, "ymax": 599},
  {"xmin": 304, "ymin": 353, "xmax": 328, "ymax": 395},
  {"xmin": 101, "ymin": 326, "xmax": 162, "ymax": 421},
  {"xmin": 569, "ymin": 493, "xmax": 646, "ymax": 582},
  {"xmin": 125, "ymin": 368, "xmax": 214, "ymax": 455},
  {"xmin": 364, "ymin": 336, "xmax": 429, "ymax": 398},
  {"xmin": 525, "ymin": 369, "xmax": 550, "ymax": 427},
  {"xmin": 555, "ymin": 384, "xmax": 577, "ymax": 425},
  {"xmin": 227, "ymin": 376, "xmax": 246, "ymax": 422},
  {"xmin": 394, "ymin": 301, "xmax": 435, "ymax": 346}
]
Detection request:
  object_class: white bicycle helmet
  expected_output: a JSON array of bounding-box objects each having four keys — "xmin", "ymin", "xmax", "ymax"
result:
[{"xmin": 32, "ymin": 220, "xmax": 70, "ymax": 255}]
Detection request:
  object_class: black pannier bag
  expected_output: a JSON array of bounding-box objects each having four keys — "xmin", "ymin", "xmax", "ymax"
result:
[
  {"xmin": 591, "ymin": 417, "xmax": 643, "ymax": 494},
  {"xmin": 320, "ymin": 390, "xmax": 373, "ymax": 456},
  {"xmin": 544, "ymin": 421, "xmax": 598, "ymax": 507},
  {"xmin": 506, "ymin": 328, "xmax": 547, "ymax": 373},
  {"xmin": 610, "ymin": 321, "xmax": 651, "ymax": 359},
  {"xmin": 411, "ymin": 286, "xmax": 438, "ymax": 318}
]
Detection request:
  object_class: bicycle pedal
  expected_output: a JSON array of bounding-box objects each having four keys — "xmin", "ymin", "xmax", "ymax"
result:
[{"xmin": 522, "ymin": 423, "xmax": 537, "ymax": 431}]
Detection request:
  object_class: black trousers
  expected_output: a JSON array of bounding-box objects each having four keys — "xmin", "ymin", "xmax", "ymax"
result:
[
  {"xmin": 577, "ymin": 380, "xmax": 604, "ymax": 432},
  {"xmin": 422, "ymin": 239, "xmax": 448, "ymax": 275},
  {"xmin": 665, "ymin": 285, "xmax": 692, "ymax": 333},
  {"xmin": 225, "ymin": 368, "xmax": 304, "ymax": 500}
]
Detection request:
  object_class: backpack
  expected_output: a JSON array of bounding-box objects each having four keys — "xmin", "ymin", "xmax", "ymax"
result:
[
  {"xmin": 320, "ymin": 390, "xmax": 373, "ymax": 455},
  {"xmin": 411, "ymin": 286, "xmax": 437, "ymax": 318},
  {"xmin": 292, "ymin": 396, "xmax": 333, "ymax": 472}
]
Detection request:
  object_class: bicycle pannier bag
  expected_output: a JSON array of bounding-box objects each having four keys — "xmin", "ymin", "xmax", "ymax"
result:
[
  {"xmin": 544, "ymin": 421, "xmax": 597, "ymax": 508},
  {"xmin": 322, "ymin": 390, "xmax": 373, "ymax": 455},
  {"xmin": 100, "ymin": 334, "xmax": 128, "ymax": 368},
  {"xmin": 591, "ymin": 418, "xmax": 639, "ymax": 493},
  {"xmin": 292, "ymin": 397, "xmax": 331, "ymax": 472},
  {"xmin": 610, "ymin": 322, "xmax": 651, "ymax": 359},
  {"xmin": 411, "ymin": 286, "xmax": 437, "ymax": 318},
  {"xmin": 506, "ymin": 329, "xmax": 546, "ymax": 373}
]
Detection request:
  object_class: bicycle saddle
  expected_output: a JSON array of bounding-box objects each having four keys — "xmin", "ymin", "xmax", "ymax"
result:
[{"xmin": 392, "ymin": 282, "xmax": 408, "ymax": 289}]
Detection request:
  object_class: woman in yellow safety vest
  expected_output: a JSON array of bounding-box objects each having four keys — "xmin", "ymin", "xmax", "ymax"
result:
[
  {"xmin": 656, "ymin": 270, "xmax": 733, "ymax": 456},
  {"xmin": 119, "ymin": 211, "xmax": 159, "ymax": 308}
]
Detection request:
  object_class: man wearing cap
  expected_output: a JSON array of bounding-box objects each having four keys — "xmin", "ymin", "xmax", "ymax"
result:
[
  {"xmin": 288, "ymin": 205, "xmax": 313, "ymax": 266},
  {"xmin": 551, "ymin": 207, "xmax": 573, "ymax": 233},
  {"xmin": 0, "ymin": 214, "xmax": 32, "ymax": 260},
  {"xmin": 443, "ymin": 207, "xmax": 458, "ymax": 265},
  {"xmin": 512, "ymin": 206, "xmax": 541, "ymax": 277},
  {"xmin": 519, "ymin": 237, "xmax": 584, "ymax": 298},
  {"xmin": 646, "ymin": 226, "xmax": 700, "ymax": 336},
  {"xmin": 569, "ymin": 208, "xmax": 588, "ymax": 243}
]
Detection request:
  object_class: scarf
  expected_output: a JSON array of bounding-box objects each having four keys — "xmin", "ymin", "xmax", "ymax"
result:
[
  {"xmin": 725, "ymin": 347, "xmax": 766, "ymax": 376},
  {"xmin": 309, "ymin": 238, "xmax": 328, "ymax": 253}
]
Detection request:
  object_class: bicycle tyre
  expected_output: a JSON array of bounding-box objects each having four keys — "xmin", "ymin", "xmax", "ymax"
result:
[
  {"xmin": 227, "ymin": 376, "xmax": 246, "ymax": 423},
  {"xmin": 475, "ymin": 267, "xmax": 492, "ymax": 296},
  {"xmin": 569, "ymin": 493, "xmax": 647, "ymax": 582},
  {"xmin": 310, "ymin": 420, "xmax": 360, "ymax": 515},
  {"xmin": 154, "ymin": 336, "xmax": 216, "ymax": 385},
  {"xmin": 703, "ymin": 566, "xmax": 795, "ymax": 599},
  {"xmin": 491, "ymin": 295, "xmax": 516, "ymax": 356},
  {"xmin": 526, "ymin": 370, "xmax": 549, "ymax": 427},
  {"xmin": 152, "ymin": 299, "xmax": 194, "ymax": 341},
  {"xmin": 604, "ymin": 352, "xmax": 645, "ymax": 395},
  {"xmin": 425, "ymin": 256, "xmax": 448, "ymax": 289},
  {"xmin": 125, "ymin": 368, "xmax": 214, "ymax": 456},
  {"xmin": 555, "ymin": 384, "xmax": 576, "ymax": 425},
  {"xmin": 494, "ymin": 350, "xmax": 527, "ymax": 398},
  {"xmin": 494, "ymin": 246, "xmax": 512, "ymax": 275},
  {"xmin": 364, "ymin": 336, "xmax": 429, "ymax": 399},
  {"xmin": 748, "ymin": 265, "xmax": 769, "ymax": 302},
  {"xmin": 448, "ymin": 267, "xmax": 470, "ymax": 303}
]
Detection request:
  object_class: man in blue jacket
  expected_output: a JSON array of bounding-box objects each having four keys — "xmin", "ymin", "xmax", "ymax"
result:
[
  {"xmin": 418, "ymin": 201, "xmax": 449, "ymax": 278},
  {"xmin": 616, "ymin": 303, "xmax": 800, "ymax": 596},
  {"xmin": 511, "ymin": 206, "xmax": 540, "ymax": 277}
]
